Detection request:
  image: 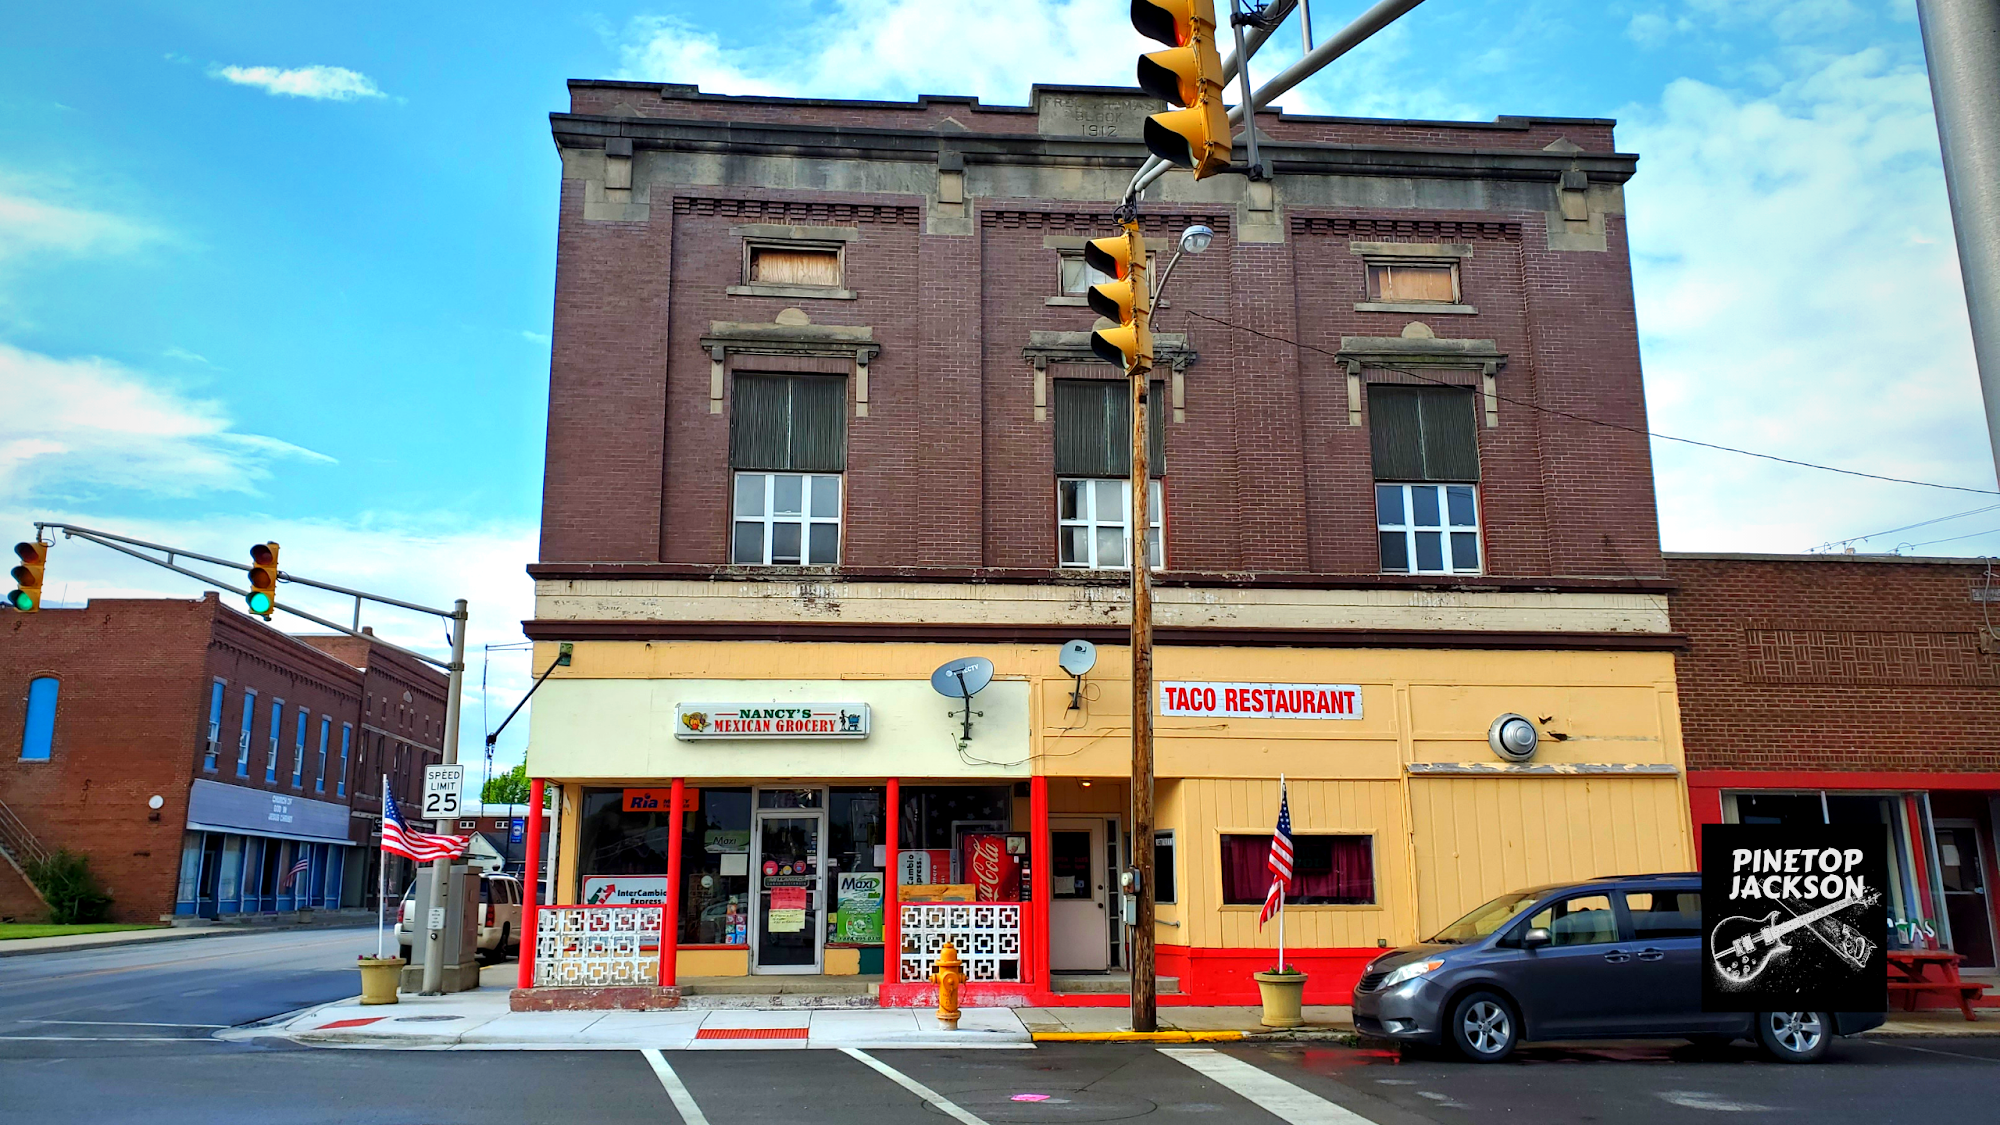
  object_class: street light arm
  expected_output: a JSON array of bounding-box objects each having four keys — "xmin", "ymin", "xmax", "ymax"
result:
[{"xmin": 485, "ymin": 648, "xmax": 569, "ymax": 749}]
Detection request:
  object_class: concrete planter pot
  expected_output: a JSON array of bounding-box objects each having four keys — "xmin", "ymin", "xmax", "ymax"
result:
[
  {"xmin": 357, "ymin": 957, "xmax": 406, "ymax": 1005},
  {"xmin": 1253, "ymin": 970, "xmax": 1307, "ymax": 1028}
]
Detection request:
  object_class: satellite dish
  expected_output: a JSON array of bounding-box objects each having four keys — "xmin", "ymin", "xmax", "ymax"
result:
[
  {"xmin": 1058, "ymin": 640, "xmax": 1097, "ymax": 677},
  {"xmin": 930, "ymin": 657, "xmax": 994, "ymax": 700}
]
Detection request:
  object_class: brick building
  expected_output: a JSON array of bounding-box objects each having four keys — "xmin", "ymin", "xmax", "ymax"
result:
[
  {"xmin": 1670, "ymin": 553, "xmax": 2000, "ymax": 972},
  {"xmin": 518, "ymin": 81, "xmax": 1692, "ymax": 1005},
  {"xmin": 0, "ymin": 593, "xmax": 439, "ymax": 924}
]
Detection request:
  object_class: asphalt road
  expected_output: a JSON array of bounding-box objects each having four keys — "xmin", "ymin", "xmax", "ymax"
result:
[{"xmin": 3, "ymin": 933, "xmax": 1997, "ymax": 1124}]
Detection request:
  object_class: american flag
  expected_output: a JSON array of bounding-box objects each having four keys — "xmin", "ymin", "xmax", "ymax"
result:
[
  {"xmin": 381, "ymin": 789, "xmax": 470, "ymax": 863},
  {"xmin": 279, "ymin": 852, "xmax": 309, "ymax": 890},
  {"xmin": 1259, "ymin": 782, "xmax": 1294, "ymax": 927}
]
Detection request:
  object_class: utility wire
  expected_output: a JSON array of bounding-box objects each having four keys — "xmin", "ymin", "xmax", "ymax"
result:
[
  {"xmin": 1176, "ymin": 309, "xmax": 2000, "ymax": 497},
  {"xmin": 1899, "ymin": 526, "xmax": 2000, "ymax": 551},
  {"xmin": 1809, "ymin": 503, "xmax": 2000, "ymax": 553}
]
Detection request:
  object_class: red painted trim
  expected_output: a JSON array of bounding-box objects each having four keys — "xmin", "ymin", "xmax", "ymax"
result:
[
  {"xmin": 517, "ymin": 777, "xmax": 544, "ymax": 990},
  {"xmin": 885, "ymin": 778, "xmax": 901, "ymax": 984},
  {"xmin": 1686, "ymin": 771, "xmax": 2000, "ymax": 791},
  {"xmin": 872, "ymin": 945, "xmax": 1390, "ymax": 1007},
  {"xmin": 1030, "ymin": 776, "xmax": 1050, "ymax": 987},
  {"xmin": 678, "ymin": 944, "xmax": 748, "ymax": 950},
  {"xmin": 662, "ymin": 778, "xmax": 684, "ymax": 987}
]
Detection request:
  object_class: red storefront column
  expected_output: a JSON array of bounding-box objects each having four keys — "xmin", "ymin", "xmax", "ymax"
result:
[
  {"xmin": 662, "ymin": 778, "xmax": 685, "ymax": 987},
  {"xmin": 1030, "ymin": 775, "xmax": 1050, "ymax": 988},
  {"xmin": 517, "ymin": 777, "xmax": 544, "ymax": 990},
  {"xmin": 884, "ymin": 778, "xmax": 901, "ymax": 985}
]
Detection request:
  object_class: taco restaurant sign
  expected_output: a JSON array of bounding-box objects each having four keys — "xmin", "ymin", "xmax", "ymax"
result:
[{"xmin": 675, "ymin": 703, "xmax": 870, "ymax": 740}]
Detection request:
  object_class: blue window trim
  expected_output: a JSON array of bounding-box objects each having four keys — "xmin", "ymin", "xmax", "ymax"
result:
[
  {"xmin": 266, "ymin": 699, "xmax": 283, "ymax": 782},
  {"xmin": 337, "ymin": 724, "xmax": 351, "ymax": 797},
  {"xmin": 292, "ymin": 707, "xmax": 307, "ymax": 788},
  {"xmin": 19, "ymin": 677, "xmax": 58, "ymax": 761},
  {"xmin": 315, "ymin": 718, "xmax": 329, "ymax": 793},
  {"xmin": 204, "ymin": 679, "xmax": 225, "ymax": 771},
  {"xmin": 237, "ymin": 689, "xmax": 257, "ymax": 777}
]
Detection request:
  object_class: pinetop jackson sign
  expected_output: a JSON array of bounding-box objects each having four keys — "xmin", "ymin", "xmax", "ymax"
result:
[
  {"xmin": 674, "ymin": 703, "xmax": 870, "ymax": 740},
  {"xmin": 1158, "ymin": 682, "xmax": 1363, "ymax": 720},
  {"xmin": 1700, "ymin": 824, "xmax": 1888, "ymax": 1012}
]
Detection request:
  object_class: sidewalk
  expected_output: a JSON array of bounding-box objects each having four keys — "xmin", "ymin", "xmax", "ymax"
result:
[
  {"xmin": 1862, "ymin": 1009, "xmax": 2000, "ymax": 1037},
  {"xmin": 225, "ymin": 968, "xmax": 1031, "ymax": 1051}
]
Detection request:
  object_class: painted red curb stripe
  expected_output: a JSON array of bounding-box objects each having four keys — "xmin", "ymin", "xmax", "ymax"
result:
[
  {"xmin": 316, "ymin": 1017, "xmax": 386, "ymax": 1030},
  {"xmin": 694, "ymin": 1027, "xmax": 809, "ymax": 1040}
]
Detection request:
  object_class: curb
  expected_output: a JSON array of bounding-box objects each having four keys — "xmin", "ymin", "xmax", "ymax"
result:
[
  {"xmin": 0, "ymin": 927, "xmax": 236, "ymax": 958},
  {"xmin": 1033, "ymin": 1030, "xmax": 1246, "ymax": 1042}
]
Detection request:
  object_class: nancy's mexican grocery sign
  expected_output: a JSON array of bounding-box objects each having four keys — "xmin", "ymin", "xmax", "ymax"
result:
[
  {"xmin": 674, "ymin": 703, "xmax": 870, "ymax": 740},
  {"xmin": 1158, "ymin": 682, "xmax": 1363, "ymax": 720}
]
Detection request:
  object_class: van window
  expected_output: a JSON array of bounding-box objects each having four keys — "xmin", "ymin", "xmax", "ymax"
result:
[
  {"xmin": 1624, "ymin": 890, "xmax": 1701, "ymax": 939},
  {"xmin": 1526, "ymin": 893, "xmax": 1617, "ymax": 946}
]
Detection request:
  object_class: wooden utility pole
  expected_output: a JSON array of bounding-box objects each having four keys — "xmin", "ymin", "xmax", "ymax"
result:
[{"xmin": 1129, "ymin": 341, "xmax": 1157, "ymax": 1033}]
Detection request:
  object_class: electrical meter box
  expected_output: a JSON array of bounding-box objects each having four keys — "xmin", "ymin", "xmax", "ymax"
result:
[{"xmin": 400, "ymin": 863, "xmax": 480, "ymax": 993}]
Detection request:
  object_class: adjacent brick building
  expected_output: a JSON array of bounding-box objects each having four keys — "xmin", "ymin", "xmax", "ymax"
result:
[
  {"xmin": 518, "ymin": 81, "xmax": 1696, "ymax": 1005},
  {"xmin": 1669, "ymin": 552, "xmax": 2000, "ymax": 972},
  {"xmin": 0, "ymin": 593, "xmax": 441, "ymax": 923}
]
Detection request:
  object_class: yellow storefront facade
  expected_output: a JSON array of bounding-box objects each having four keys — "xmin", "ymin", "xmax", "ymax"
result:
[{"xmin": 518, "ymin": 580, "xmax": 1693, "ymax": 1006}]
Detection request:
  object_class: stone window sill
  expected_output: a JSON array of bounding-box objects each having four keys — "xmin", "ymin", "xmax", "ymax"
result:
[
  {"xmin": 1045, "ymin": 295, "xmax": 1091, "ymax": 306},
  {"xmin": 1354, "ymin": 301, "xmax": 1478, "ymax": 315},
  {"xmin": 727, "ymin": 284, "xmax": 858, "ymax": 301}
]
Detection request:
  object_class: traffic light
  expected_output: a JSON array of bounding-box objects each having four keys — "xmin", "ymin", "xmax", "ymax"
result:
[
  {"xmin": 7, "ymin": 540, "xmax": 48, "ymax": 612},
  {"xmin": 246, "ymin": 542, "xmax": 280, "ymax": 619},
  {"xmin": 1134, "ymin": 0, "xmax": 1232, "ymax": 178},
  {"xmin": 1087, "ymin": 224, "xmax": 1152, "ymax": 372}
]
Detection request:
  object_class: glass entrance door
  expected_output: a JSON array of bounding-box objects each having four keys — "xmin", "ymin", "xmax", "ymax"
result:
[{"xmin": 752, "ymin": 810, "xmax": 826, "ymax": 973}]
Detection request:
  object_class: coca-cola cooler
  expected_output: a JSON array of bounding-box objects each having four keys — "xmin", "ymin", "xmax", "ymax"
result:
[{"xmin": 960, "ymin": 833, "xmax": 1030, "ymax": 902}]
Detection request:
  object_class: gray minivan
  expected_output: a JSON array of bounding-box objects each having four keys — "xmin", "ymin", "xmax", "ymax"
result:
[{"xmin": 1352, "ymin": 873, "xmax": 1885, "ymax": 1062}]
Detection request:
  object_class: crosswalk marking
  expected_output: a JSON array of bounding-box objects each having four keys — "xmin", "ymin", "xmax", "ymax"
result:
[
  {"xmin": 1160, "ymin": 1047, "xmax": 1381, "ymax": 1125},
  {"xmin": 641, "ymin": 1048, "xmax": 712, "ymax": 1125},
  {"xmin": 841, "ymin": 1047, "xmax": 993, "ymax": 1125}
]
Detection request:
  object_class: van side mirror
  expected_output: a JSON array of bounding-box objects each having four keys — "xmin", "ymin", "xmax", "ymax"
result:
[{"xmin": 1522, "ymin": 927, "xmax": 1551, "ymax": 949}]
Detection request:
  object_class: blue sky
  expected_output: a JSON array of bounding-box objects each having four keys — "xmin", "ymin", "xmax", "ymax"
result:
[{"xmin": 2, "ymin": 0, "xmax": 1991, "ymax": 771}]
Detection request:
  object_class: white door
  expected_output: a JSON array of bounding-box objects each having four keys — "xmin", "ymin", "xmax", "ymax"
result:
[
  {"xmin": 751, "ymin": 809, "xmax": 827, "ymax": 974},
  {"xmin": 1049, "ymin": 818, "xmax": 1108, "ymax": 971}
]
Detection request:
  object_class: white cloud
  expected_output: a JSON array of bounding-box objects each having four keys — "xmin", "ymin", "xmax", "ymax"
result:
[
  {"xmin": 1623, "ymin": 46, "xmax": 1995, "ymax": 555},
  {"xmin": 3, "ymin": 507, "xmax": 540, "ymax": 770},
  {"xmin": 0, "ymin": 343, "xmax": 331, "ymax": 502},
  {"xmin": 208, "ymin": 64, "xmax": 386, "ymax": 101},
  {"xmin": 0, "ymin": 188, "xmax": 160, "ymax": 260}
]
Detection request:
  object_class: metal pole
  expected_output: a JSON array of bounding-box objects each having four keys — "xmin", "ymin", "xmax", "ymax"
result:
[
  {"xmin": 1127, "ymin": 19, "xmax": 1283, "ymax": 197},
  {"xmin": 1131, "ymin": 0, "xmax": 1426, "ymax": 196},
  {"xmin": 1229, "ymin": 0, "xmax": 1262, "ymax": 177},
  {"xmin": 418, "ymin": 599, "xmax": 470, "ymax": 995},
  {"xmin": 1301, "ymin": 0, "xmax": 1313, "ymax": 52},
  {"xmin": 1915, "ymin": 0, "xmax": 2000, "ymax": 488},
  {"xmin": 1128, "ymin": 252, "xmax": 1158, "ymax": 1033},
  {"xmin": 518, "ymin": 776, "xmax": 543, "ymax": 991}
]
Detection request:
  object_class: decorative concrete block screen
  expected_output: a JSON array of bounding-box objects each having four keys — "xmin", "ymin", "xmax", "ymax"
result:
[
  {"xmin": 899, "ymin": 903, "xmax": 1022, "ymax": 983},
  {"xmin": 534, "ymin": 905, "xmax": 662, "ymax": 987}
]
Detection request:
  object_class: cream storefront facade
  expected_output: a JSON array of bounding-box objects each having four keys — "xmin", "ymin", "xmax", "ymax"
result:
[{"xmin": 515, "ymin": 577, "xmax": 1696, "ymax": 1007}]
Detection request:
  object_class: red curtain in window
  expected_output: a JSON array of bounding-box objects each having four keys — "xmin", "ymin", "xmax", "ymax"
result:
[
  {"xmin": 1292, "ymin": 837, "xmax": 1373, "ymax": 903},
  {"xmin": 1221, "ymin": 835, "xmax": 1271, "ymax": 904}
]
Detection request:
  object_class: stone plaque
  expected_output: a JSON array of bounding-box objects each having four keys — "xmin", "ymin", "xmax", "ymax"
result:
[{"xmin": 1037, "ymin": 90, "xmax": 1160, "ymax": 139}]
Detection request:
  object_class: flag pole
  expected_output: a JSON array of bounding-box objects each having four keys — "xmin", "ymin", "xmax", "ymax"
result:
[
  {"xmin": 1277, "ymin": 773, "xmax": 1286, "ymax": 974},
  {"xmin": 378, "ymin": 773, "xmax": 388, "ymax": 960}
]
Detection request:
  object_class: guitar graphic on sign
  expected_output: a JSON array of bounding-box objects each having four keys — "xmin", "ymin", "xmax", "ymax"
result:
[{"xmin": 1711, "ymin": 889, "xmax": 1881, "ymax": 986}]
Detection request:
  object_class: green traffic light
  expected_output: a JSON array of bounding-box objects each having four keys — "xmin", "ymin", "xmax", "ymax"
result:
[
  {"xmin": 246, "ymin": 591, "xmax": 273, "ymax": 615},
  {"xmin": 6, "ymin": 590, "xmax": 33, "ymax": 611}
]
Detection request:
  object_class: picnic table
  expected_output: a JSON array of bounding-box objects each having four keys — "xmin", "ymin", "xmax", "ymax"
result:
[{"xmin": 1887, "ymin": 949, "xmax": 1988, "ymax": 1020}]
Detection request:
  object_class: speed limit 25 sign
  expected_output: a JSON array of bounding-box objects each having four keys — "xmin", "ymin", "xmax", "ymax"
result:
[{"xmin": 422, "ymin": 765, "xmax": 465, "ymax": 820}]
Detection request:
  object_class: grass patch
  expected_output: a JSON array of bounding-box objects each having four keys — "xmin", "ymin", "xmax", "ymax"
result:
[{"xmin": 0, "ymin": 922, "xmax": 163, "ymax": 941}]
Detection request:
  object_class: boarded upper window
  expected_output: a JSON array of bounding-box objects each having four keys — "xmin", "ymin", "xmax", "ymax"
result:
[
  {"xmin": 1054, "ymin": 378, "xmax": 1164, "ymax": 478},
  {"xmin": 729, "ymin": 374, "xmax": 848, "ymax": 472},
  {"xmin": 1367, "ymin": 263, "xmax": 1458, "ymax": 303},
  {"xmin": 1368, "ymin": 384, "xmax": 1479, "ymax": 482},
  {"xmin": 748, "ymin": 244, "xmax": 842, "ymax": 288}
]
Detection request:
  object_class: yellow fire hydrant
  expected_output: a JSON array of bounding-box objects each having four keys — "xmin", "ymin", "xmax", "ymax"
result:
[{"xmin": 932, "ymin": 942, "xmax": 966, "ymax": 1030}]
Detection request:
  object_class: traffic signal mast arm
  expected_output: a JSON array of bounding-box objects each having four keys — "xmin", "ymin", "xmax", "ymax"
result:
[
  {"xmin": 1129, "ymin": 0, "xmax": 1427, "ymax": 196},
  {"xmin": 31, "ymin": 522, "xmax": 459, "ymax": 671}
]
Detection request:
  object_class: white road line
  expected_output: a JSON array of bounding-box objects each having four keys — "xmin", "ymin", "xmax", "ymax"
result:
[
  {"xmin": 840, "ymin": 1047, "xmax": 992, "ymax": 1125},
  {"xmin": 1160, "ymin": 1047, "xmax": 1380, "ymax": 1125},
  {"xmin": 641, "ymin": 1048, "xmax": 712, "ymax": 1125},
  {"xmin": 0, "ymin": 1036, "xmax": 209, "ymax": 1042}
]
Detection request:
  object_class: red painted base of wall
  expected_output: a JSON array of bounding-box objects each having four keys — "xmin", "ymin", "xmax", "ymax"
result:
[
  {"xmin": 1157, "ymin": 946, "xmax": 1379, "ymax": 1005},
  {"xmin": 875, "ymin": 946, "xmax": 1382, "ymax": 1008}
]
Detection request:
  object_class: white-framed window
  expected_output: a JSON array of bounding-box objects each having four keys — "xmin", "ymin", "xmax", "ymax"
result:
[
  {"xmin": 1058, "ymin": 478, "xmax": 1162, "ymax": 570},
  {"xmin": 731, "ymin": 472, "xmax": 842, "ymax": 565},
  {"xmin": 292, "ymin": 706, "xmax": 308, "ymax": 788},
  {"xmin": 266, "ymin": 698, "xmax": 283, "ymax": 782},
  {"xmin": 1058, "ymin": 250, "xmax": 1113, "ymax": 296},
  {"xmin": 1377, "ymin": 483, "xmax": 1482, "ymax": 574},
  {"xmin": 1365, "ymin": 260, "xmax": 1460, "ymax": 303},
  {"xmin": 237, "ymin": 688, "xmax": 256, "ymax": 777},
  {"xmin": 204, "ymin": 679, "xmax": 226, "ymax": 771}
]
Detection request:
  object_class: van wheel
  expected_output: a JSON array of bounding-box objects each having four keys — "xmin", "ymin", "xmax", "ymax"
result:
[
  {"xmin": 1449, "ymin": 991, "xmax": 1518, "ymax": 1063},
  {"xmin": 1755, "ymin": 1012, "xmax": 1829, "ymax": 1063}
]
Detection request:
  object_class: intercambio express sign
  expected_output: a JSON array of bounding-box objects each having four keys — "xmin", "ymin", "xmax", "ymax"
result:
[{"xmin": 1158, "ymin": 681, "xmax": 1363, "ymax": 720}]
